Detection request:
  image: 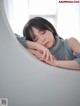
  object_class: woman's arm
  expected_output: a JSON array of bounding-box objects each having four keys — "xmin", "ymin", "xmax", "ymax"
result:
[
  {"xmin": 26, "ymin": 40, "xmax": 53, "ymax": 62},
  {"xmin": 67, "ymin": 37, "xmax": 80, "ymax": 53},
  {"xmin": 42, "ymin": 58, "xmax": 80, "ymax": 70},
  {"xmin": 57, "ymin": 37, "xmax": 80, "ymax": 70},
  {"xmin": 28, "ymin": 49, "xmax": 43, "ymax": 59},
  {"xmin": 28, "ymin": 49, "xmax": 80, "ymax": 70},
  {"xmin": 47, "ymin": 59, "xmax": 80, "ymax": 70},
  {"xmin": 28, "ymin": 45, "xmax": 80, "ymax": 70},
  {"xmin": 45, "ymin": 37, "xmax": 80, "ymax": 70},
  {"xmin": 26, "ymin": 40, "xmax": 37, "ymax": 49}
]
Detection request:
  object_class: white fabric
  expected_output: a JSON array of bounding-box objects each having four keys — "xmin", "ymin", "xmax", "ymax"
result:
[{"xmin": 0, "ymin": 0, "xmax": 80, "ymax": 106}]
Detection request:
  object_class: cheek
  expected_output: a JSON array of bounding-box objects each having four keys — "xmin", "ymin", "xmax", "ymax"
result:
[
  {"xmin": 47, "ymin": 34, "xmax": 53, "ymax": 40},
  {"xmin": 36, "ymin": 39, "xmax": 42, "ymax": 44}
]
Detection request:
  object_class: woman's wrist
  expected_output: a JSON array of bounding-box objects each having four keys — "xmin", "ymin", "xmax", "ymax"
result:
[
  {"xmin": 51, "ymin": 60, "xmax": 59, "ymax": 67},
  {"xmin": 26, "ymin": 40, "xmax": 37, "ymax": 49}
]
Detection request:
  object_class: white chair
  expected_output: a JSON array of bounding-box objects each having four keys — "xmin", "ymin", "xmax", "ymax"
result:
[{"xmin": 0, "ymin": 0, "xmax": 80, "ymax": 106}]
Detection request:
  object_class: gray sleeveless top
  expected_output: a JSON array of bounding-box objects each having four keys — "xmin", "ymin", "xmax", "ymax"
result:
[{"xmin": 49, "ymin": 36, "xmax": 80, "ymax": 64}]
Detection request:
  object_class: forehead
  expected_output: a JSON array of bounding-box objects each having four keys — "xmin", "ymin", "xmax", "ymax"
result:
[
  {"xmin": 32, "ymin": 27, "xmax": 39, "ymax": 32},
  {"xmin": 29, "ymin": 27, "xmax": 39, "ymax": 39},
  {"xmin": 32, "ymin": 27, "xmax": 40, "ymax": 35}
]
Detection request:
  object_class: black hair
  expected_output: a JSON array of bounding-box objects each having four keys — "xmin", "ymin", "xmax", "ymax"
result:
[{"xmin": 23, "ymin": 17, "xmax": 59, "ymax": 41}]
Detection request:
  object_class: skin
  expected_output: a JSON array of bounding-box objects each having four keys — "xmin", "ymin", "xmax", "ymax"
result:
[
  {"xmin": 26, "ymin": 40, "xmax": 55, "ymax": 62},
  {"xmin": 27, "ymin": 27, "xmax": 80, "ymax": 70},
  {"xmin": 32, "ymin": 27, "xmax": 55, "ymax": 48}
]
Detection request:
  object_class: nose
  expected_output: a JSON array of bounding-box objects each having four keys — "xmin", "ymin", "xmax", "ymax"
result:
[
  {"xmin": 40, "ymin": 37, "xmax": 45, "ymax": 42},
  {"xmin": 37, "ymin": 35, "xmax": 45, "ymax": 44},
  {"xmin": 39, "ymin": 36, "xmax": 45, "ymax": 42}
]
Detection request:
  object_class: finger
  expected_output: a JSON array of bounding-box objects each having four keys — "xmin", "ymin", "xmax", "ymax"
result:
[
  {"xmin": 46, "ymin": 50, "xmax": 53, "ymax": 61},
  {"xmin": 52, "ymin": 56, "xmax": 56, "ymax": 60},
  {"xmin": 49, "ymin": 53, "xmax": 53, "ymax": 61},
  {"xmin": 45, "ymin": 51, "xmax": 49, "ymax": 63},
  {"xmin": 39, "ymin": 57, "xmax": 45, "ymax": 62},
  {"xmin": 37, "ymin": 56, "xmax": 42, "ymax": 59},
  {"xmin": 41, "ymin": 51, "xmax": 46, "ymax": 59}
]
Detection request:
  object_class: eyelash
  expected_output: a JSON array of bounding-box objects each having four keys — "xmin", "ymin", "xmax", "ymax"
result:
[
  {"xmin": 40, "ymin": 30, "xmax": 46, "ymax": 35},
  {"xmin": 33, "ymin": 30, "xmax": 46, "ymax": 41},
  {"xmin": 33, "ymin": 37, "xmax": 38, "ymax": 41}
]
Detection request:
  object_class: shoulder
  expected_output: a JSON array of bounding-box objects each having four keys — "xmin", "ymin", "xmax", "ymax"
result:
[
  {"xmin": 67, "ymin": 37, "xmax": 78, "ymax": 42},
  {"xmin": 67, "ymin": 37, "xmax": 79, "ymax": 45},
  {"xmin": 66, "ymin": 37, "xmax": 80, "ymax": 52}
]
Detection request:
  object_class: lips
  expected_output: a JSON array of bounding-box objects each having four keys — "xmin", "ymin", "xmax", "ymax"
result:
[{"xmin": 43, "ymin": 41, "xmax": 49, "ymax": 47}]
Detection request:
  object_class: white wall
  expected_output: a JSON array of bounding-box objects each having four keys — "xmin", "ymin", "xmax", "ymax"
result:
[
  {"xmin": 12, "ymin": 0, "xmax": 29, "ymax": 36},
  {"xmin": 4, "ymin": 0, "xmax": 29, "ymax": 36},
  {"xmin": 57, "ymin": 1, "xmax": 80, "ymax": 40},
  {"xmin": 4, "ymin": 0, "xmax": 80, "ymax": 40},
  {"xmin": 4, "ymin": 0, "xmax": 13, "ymax": 29}
]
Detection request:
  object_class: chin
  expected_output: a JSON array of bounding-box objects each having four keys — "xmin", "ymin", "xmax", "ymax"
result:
[
  {"xmin": 44, "ymin": 42, "xmax": 53, "ymax": 48},
  {"xmin": 46, "ymin": 44, "xmax": 52, "ymax": 48}
]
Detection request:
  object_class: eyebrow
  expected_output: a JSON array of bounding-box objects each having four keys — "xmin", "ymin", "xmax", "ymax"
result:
[{"xmin": 32, "ymin": 27, "xmax": 44, "ymax": 37}]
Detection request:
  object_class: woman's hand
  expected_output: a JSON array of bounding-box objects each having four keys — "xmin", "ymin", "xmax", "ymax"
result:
[
  {"xmin": 27, "ymin": 41, "xmax": 54, "ymax": 62},
  {"xmin": 35, "ymin": 42, "xmax": 55, "ymax": 62},
  {"xmin": 28, "ymin": 49, "xmax": 57, "ymax": 66},
  {"xmin": 28, "ymin": 49, "xmax": 43, "ymax": 59},
  {"xmin": 42, "ymin": 57, "xmax": 57, "ymax": 66}
]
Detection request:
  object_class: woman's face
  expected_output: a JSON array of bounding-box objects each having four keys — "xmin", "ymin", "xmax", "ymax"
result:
[{"xmin": 32, "ymin": 27, "xmax": 55, "ymax": 48}]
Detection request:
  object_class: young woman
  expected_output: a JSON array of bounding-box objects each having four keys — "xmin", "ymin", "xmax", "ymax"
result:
[{"xmin": 23, "ymin": 17, "xmax": 80, "ymax": 70}]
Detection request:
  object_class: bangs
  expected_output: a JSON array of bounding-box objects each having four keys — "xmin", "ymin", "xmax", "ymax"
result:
[
  {"xmin": 23, "ymin": 17, "xmax": 58, "ymax": 41},
  {"xmin": 30, "ymin": 19, "xmax": 51, "ymax": 31}
]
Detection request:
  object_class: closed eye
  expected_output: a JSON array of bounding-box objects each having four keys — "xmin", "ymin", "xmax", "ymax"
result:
[
  {"xmin": 39, "ymin": 30, "xmax": 46, "ymax": 35},
  {"xmin": 33, "ymin": 36, "xmax": 38, "ymax": 42}
]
